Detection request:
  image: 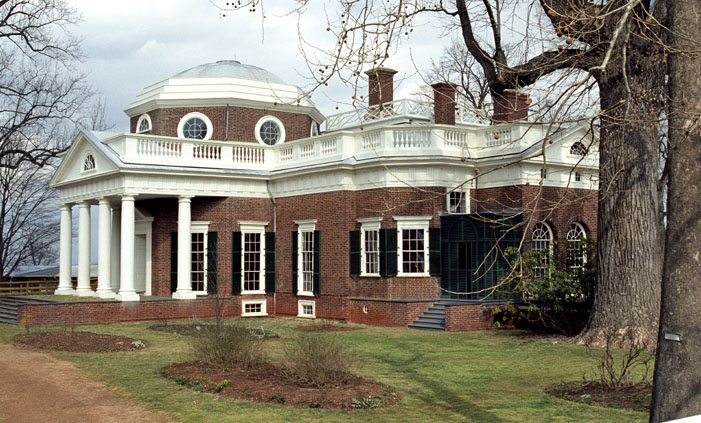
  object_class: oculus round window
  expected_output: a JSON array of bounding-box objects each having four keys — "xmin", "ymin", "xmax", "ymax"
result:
[
  {"xmin": 177, "ymin": 112, "xmax": 213, "ymax": 140},
  {"xmin": 260, "ymin": 121, "xmax": 281, "ymax": 145},
  {"xmin": 183, "ymin": 117, "xmax": 207, "ymax": 139},
  {"xmin": 254, "ymin": 116, "xmax": 286, "ymax": 146}
]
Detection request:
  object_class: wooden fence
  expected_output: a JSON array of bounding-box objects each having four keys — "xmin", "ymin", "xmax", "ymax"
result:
[{"xmin": 0, "ymin": 280, "xmax": 59, "ymax": 296}]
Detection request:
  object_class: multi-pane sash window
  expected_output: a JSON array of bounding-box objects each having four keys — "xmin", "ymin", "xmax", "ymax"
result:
[
  {"xmin": 448, "ymin": 191, "xmax": 468, "ymax": 214},
  {"xmin": 566, "ymin": 223, "xmax": 587, "ymax": 272},
  {"xmin": 364, "ymin": 230, "xmax": 380, "ymax": 274},
  {"xmin": 243, "ymin": 232, "xmax": 262, "ymax": 292},
  {"xmin": 531, "ymin": 222, "xmax": 553, "ymax": 279},
  {"xmin": 402, "ymin": 229, "xmax": 426, "ymax": 273},
  {"xmin": 395, "ymin": 216, "xmax": 431, "ymax": 277},
  {"xmin": 191, "ymin": 232, "xmax": 206, "ymax": 292},
  {"xmin": 301, "ymin": 231, "xmax": 314, "ymax": 294}
]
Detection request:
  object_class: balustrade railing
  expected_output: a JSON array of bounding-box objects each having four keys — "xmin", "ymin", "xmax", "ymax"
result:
[{"xmin": 112, "ymin": 122, "xmax": 567, "ymax": 172}]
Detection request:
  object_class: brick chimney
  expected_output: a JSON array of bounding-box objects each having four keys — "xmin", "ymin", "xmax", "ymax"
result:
[
  {"xmin": 365, "ymin": 67, "xmax": 398, "ymax": 107},
  {"xmin": 432, "ymin": 82, "xmax": 456, "ymax": 125},
  {"xmin": 492, "ymin": 90, "xmax": 530, "ymax": 122}
]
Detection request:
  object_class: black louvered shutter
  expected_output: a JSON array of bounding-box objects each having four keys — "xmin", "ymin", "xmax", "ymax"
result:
[
  {"xmin": 379, "ymin": 228, "xmax": 397, "ymax": 277},
  {"xmin": 265, "ymin": 232, "xmax": 276, "ymax": 293},
  {"xmin": 170, "ymin": 232, "xmax": 178, "ymax": 293},
  {"xmin": 429, "ymin": 227, "xmax": 441, "ymax": 276},
  {"xmin": 207, "ymin": 232, "xmax": 218, "ymax": 294},
  {"xmin": 349, "ymin": 230, "xmax": 361, "ymax": 276},
  {"xmin": 313, "ymin": 230, "xmax": 321, "ymax": 296},
  {"xmin": 231, "ymin": 232, "xmax": 242, "ymax": 295},
  {"xmin": 291, "ymin": 231, "xmax": 298, "ymax": 295}
]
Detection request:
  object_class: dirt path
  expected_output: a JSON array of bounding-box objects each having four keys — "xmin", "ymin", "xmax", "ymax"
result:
[{"xmin": 0, "ymin": 343, "xmax": 172, "ymax": 423}]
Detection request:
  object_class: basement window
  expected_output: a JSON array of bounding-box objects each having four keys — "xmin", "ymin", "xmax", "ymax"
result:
[
  {"xmin": 242, "ymin": 300, "xmax": 267, "ymax": 317},
  {"xmin": 298, "ymin": 300, "xmax": 316, "ymax": 318}
]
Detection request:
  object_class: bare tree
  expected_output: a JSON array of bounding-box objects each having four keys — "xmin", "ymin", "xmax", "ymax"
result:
[
  {"xmin": 649, "ymin": 0, "xmax": 701, "ymax": 420},
  {"xmin": 0, "ymin": 160, "xmax": 58, "ymax": 278},
  {"xmin": 0, "ymin": 0, "xmax": 91, "ymax": 169}
]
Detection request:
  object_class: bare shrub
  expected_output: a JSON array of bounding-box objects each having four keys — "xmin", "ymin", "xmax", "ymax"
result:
[
  {"xmin": 279, "ymin": 333, "xmax": 359, "ymax": 388},
  {"xmin": 191, "ymin": 324, "xmax": 265, "ymax": 369},
  {"xmin": 586, "ymin": 328, "xmax": 654, "ymax": 390}
]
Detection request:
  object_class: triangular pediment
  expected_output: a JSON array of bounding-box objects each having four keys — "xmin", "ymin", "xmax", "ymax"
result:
[{"xmin": 50, "ymin": 131, "xmax": 121, "ymax": 187}]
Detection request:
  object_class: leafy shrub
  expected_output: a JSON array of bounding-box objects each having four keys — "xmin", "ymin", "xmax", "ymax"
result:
[
  {"xmin": 502, "ymin": 242, "xmax": 596, "ymax": 335},
  {"xmin": 279, "ymin": 333, "xmax": 359, "ymax": 388},
  {"xmin": 191, "ymin": 324, "xmax": 265, "ymax": 369}
]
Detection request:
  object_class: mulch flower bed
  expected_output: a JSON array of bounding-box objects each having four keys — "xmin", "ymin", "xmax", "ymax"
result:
[
  {"xmin": 12, "ymin": 332, "xmax": 147, "ymax": 353},
  {"xmin": 545, "ymin": 381, "xmax": 651, "ymax": 412},
  {"xmin": 161, "ymin": 361, "xmax": 400, "ymax": 409},
  {"xmin": 149, "ymin": 323, "xmax": 278, "ymax": 339}
]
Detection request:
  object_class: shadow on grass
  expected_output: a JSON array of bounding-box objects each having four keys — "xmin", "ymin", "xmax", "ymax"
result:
[{"xmin": 377, "ymin": 344, "xmax": 506, "ymax": 423}]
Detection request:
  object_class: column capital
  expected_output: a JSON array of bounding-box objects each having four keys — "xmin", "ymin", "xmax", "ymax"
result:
[
  {"xmin": 59, "ymin": 203, "xmax": 72, "ymax": 211},
  {"xmin": 98, "ymin": 197, "xmax": 111, "ymax": 206},
  {"xmin": 178, "ymin": 195, "xmax": 194, "ymax": 203},
  {"xmin": 78, "ymin": 200, "xmax": 92, "ymax": 208},
  {"xmin": 120, "ymin": 194, "xmax": 136, "ymax": 202}
]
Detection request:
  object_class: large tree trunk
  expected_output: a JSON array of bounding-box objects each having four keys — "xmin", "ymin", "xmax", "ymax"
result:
[
  {"xmin": 579, "ymin": 43, "xmax": 664, "ymax": 348},
  {"xmin": 649, "ymin": 1, "xmax": 701, "ymax": 420}
]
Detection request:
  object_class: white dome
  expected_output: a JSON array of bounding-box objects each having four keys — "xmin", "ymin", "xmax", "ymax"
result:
[{"xmin": 172, "ymin": 60, "xmax": 286, "ymax": 84}]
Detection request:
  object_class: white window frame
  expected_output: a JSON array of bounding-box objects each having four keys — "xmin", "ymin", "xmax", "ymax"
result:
[
  {"xmin": 357, "ymin": 217, "xmax": 382, "ymax": 277},
  {"xmin": 136, "ymin": 113, "xmax": 152, "ymax": 134},
  {"xmin": 531, "ymin": 222, "xmax": 553, "ymax": 279},
  {"xmin": 241, "ymin": 299, "xmax": 268, "ymax": 317},
  {"xmin": 191, "ymin": 221, "xmax": 210, "ymax": 295},
  {"xmin": 297, "ymin": 300, "xmax": 316, "ymax": 319},
  {"xmin": 394, "ymin": 216, "xmax": 432, "ymax": 277},
  {"xmin": 177, "ymin": 112, "xmax": 213, "ymax": 140},
  {"xmin": 255, "ymin": 115, "xmax": 286, "ymax": 146},
  {"xmin": 447, "ymin": 188, "xmax": 470, "ymax": 214},
  {"xmin": 566, "ymin": 222, "xmax": 587, "ymax": 271},
  {"xmin": 239, "ymin": 221, "xmax": 268, "ymax": 295},
  {"xmin": 295, "ymin": 219, "xmax": 317, "ymax": 296},
  {"xmin": 310, "ymin": 121, "xmax": 319, "ymax": 137}
]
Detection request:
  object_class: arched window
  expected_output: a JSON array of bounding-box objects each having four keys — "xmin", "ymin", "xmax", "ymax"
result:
[
  {"xmin": 83, "ymin": 153, "xmax": 96, "ymax": 172},
  {"xmin": 177, "ymin": 112, "xmax": 213, "ymax": 140},
  {"xmin": 531, "ymin": 222, "xmax": 553, "ymax": 278},
  {"xmin": 136, "ymin": 114, "xmax": 152, "ymax": 133},
  {"xmin": 255, "ymin": 116, "xmax": 286, "ymax": 146},
  {"xmin": 566, "ymin": 223, "xmax": 587, "ymax": 271},
  {"xmin": 569, "ymin": 142, "xmax": 587, "ymax": 156},
  {"xmin": 310, "ymin": 121, "xmax": 319, "ymax": 137}
]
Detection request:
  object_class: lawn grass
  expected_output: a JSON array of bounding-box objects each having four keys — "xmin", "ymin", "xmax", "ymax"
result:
[{"xmin": 0, "ymin": 319, "xmax": 649, "ymax": 422}]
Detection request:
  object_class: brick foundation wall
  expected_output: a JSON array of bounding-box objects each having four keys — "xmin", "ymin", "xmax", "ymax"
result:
[
  {"xmin": 16, "ymin": 297, "xmax": 249, "ymax": 328},
  {"xmin": 444, "ymin": 304, "xmax": 495, "ymax": 331},
  {"xmin": 130, "ymin": 105, "xmax": 314, "ymax": 143},
  {"xmin": 349, "ymin": 298, "xmax": 433, "ymax": 327}
]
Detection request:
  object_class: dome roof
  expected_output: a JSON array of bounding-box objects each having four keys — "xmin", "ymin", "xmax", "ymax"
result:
[{"xmin": 172, "ymin": 60, "xmax": 286, "ymax": 84}]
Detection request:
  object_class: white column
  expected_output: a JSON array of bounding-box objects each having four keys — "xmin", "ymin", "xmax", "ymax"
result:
[
  {"xmin": 110, "ymin": 205, "xmax": 121, "ymax": 293},
  {"xmin": 55, "ymin": 204, "xmax": 75, "ymax": 295},
  {"xmin": 173, "ymin": 195, "xmax": 196, "ymax": 299},
  {"xmin": 76, "ymin": 201, "xmax": 94, "ymax": 296},
  {"xmin": 95, "ymin": 198, "xmax": 114, "ymax": 298},
  {"xmin": 115, "ymin": 195, "xmax": 140, "ymax": 301}
]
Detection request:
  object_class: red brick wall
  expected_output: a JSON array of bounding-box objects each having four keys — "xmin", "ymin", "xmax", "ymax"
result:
[
  {"xmin": 444, "ymin": 304, "xmax": 495, "ymax": 331},
  {"xmin": 349, "ymin": 299, "xmax": 433, "ymax": 327},
  {"xmin": 130, "ymin": 106, "xmax": 314, "ymax": 142}
]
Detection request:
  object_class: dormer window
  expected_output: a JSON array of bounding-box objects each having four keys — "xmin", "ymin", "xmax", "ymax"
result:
[
  {"xmin": 83, "ymin": 153, "xmax": 96, "ymax": 172},
  {"xmin": 136, "ymin": 114, "xmax": 152, "ymax": 133},
  {"xmin": 177, "ymin": 112, "xmax": 213, "ymax": 140},
  {"xmin": 255, "ymin": 116, "xmax": 285, "ymax": 146}
]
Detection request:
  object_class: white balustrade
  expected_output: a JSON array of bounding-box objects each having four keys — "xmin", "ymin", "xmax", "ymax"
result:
[
  {"xmin": 392, "ymin": 129, "xmax": 431, "ymax": 149},
  {"xmin": 484, "ymin": 128, "xmax": 512, "ymax": 146}
]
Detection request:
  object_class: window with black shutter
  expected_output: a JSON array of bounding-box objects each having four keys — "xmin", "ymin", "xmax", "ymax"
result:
[{"xmin": 231, "ymin": 231, "xmax": 242, "ymax": 295}]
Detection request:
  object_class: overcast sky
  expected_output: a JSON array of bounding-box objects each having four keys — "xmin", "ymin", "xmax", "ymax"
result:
[{"xmin": 68, "ymin": 0, "xmax": 448, "ymax": 133}]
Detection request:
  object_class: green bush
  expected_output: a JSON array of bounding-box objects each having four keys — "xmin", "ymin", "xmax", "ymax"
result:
[
  {"xmin": 279, "ymin": 333, "xmax": 359, "ymax": 388},
  {"xmin": 191, "ymin": 324, "xmax": 265, "ymax": 369}
]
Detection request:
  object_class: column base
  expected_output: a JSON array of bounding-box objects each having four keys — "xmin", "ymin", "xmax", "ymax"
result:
[
  {"xmin": 115, "ymin": 292, "xmax": 140, "ymax": 302},
  {"xmin": 76, "ymin": 288, "xmax": 96, "ymax": 297},
  {"xmin": 95, "ymin": 290, "xmax": 116, "ymax": 299},
  {"xmin": 172, "ymin": 291, "xmax": 197, "ymax": 300},
  {"xmin": 54, "ymin": 288, "xmax": 76, "ymax": 296}
]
